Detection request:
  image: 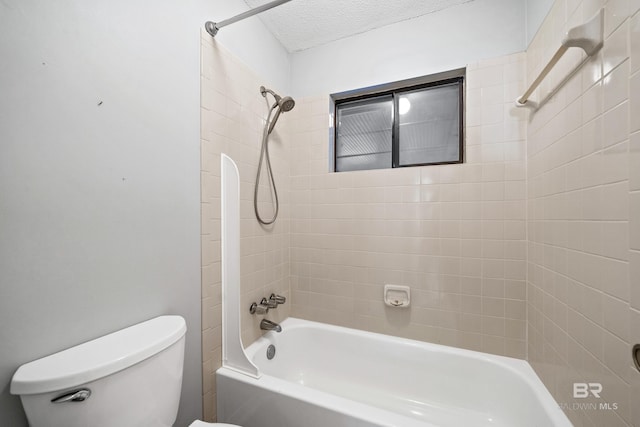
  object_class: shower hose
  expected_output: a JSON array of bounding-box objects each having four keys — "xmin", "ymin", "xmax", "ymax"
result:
[{"xmin": 254, "ymin": 105, "xmax": 279, "ymax": 225}]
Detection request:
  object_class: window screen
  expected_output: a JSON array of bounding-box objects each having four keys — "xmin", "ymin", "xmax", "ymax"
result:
[{"xmin": 333, "ymin": 71, "xmax": 464, "ymax": 172}]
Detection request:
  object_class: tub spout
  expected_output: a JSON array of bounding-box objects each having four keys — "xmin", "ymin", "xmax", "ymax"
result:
[{"xmin": 260, "ymin": 319, "xmax": 282, "ymax": 333}]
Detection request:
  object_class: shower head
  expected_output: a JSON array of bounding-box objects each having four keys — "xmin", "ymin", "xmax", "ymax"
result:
[
  {"xmin": 261, "ymin": 86, "xmax": 295, "ymax": 111},
  {"xmin": 279, "ymin": 96, "xmax": 295, "ymax": 112},
  {"xmin": 260, "ymin": 86, "xmax": 295, "ymax": 134}
]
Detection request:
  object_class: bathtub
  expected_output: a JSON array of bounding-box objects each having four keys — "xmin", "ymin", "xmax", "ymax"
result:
[{"xmin": 217, "ymin": 318, "xmax": 571, "ymax": 427}]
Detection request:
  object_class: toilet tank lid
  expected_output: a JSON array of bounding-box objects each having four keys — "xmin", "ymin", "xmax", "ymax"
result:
[{"xmin": 10, "ymin": 315, "xmax": 186, "ymax": 396}]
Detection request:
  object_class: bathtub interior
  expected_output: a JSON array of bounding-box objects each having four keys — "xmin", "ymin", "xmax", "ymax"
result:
[{"xmin": 242, "ymin": 318, "xmax": 566, "ymax": 427}]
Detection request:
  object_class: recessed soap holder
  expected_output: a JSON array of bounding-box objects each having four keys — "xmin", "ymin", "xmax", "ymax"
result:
[{"xmin": 384, "ymin": 284, "xmax": 410, "ymax": 308}]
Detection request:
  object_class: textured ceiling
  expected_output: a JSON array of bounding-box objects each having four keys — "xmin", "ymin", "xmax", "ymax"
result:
[{"xmin": 243, "ymin": 0, "xmax": 475, "ymax": 52}]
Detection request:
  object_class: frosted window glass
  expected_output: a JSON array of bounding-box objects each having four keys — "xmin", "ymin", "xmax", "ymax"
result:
[
  {"xmin": 333, "ymin": 72, "xmax": 464, "ymax": 172},
  {"xmin": 335, "ymin": 96, "xmax": 393, "ymax": 172},
  {"xmin": 398, "ymin": 83, "xmax": 461, "ymax": 166}
]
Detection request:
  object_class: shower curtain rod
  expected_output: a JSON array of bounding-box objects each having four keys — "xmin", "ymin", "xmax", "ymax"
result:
[{"xmin": 205, "ymin": 0, "xmax": 292, "ymax": 37}]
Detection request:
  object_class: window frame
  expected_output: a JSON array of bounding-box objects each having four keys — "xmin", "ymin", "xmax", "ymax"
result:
[{"xmin": 331, "ymin": 68, "xmax": 466, "ymax": 172}]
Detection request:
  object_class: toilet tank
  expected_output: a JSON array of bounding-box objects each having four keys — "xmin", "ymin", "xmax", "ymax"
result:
[{"xmin": 10, "ymin": 316, "xmax": 186, "ymax": 427}]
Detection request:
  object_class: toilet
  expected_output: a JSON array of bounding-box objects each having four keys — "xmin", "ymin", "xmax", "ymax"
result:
[{"xmin": 10, "ymin": 315, "xmax": 240, "ymax": 427}]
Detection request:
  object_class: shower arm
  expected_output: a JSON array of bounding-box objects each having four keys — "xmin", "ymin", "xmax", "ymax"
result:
[
  {"xmin": 261, "ymin": 86, "xmax": 281, "ymax": 102},
  {"xmin": 205, "ymin": 0, "xmax": 293, "ymax": 37}
]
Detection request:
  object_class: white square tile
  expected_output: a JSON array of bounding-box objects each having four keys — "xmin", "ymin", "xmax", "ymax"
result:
[
  {"xmin": 603, "ymin": 101, "xmax": 629, "ymax": 148},
  {"xmin": 481, "ymin": 85, "xmax": 505, "ymax": 105},
  {"xmin": 603, "ymin": 60, "xmax": 629, "ymax": 110},
  {"xmin": 603, "ymin": 20, "xmax": 629, "ymax": 77},
  {"xmin": 602, "ymin": 220, "xmax": 630, "ymax": 262},
  {"xmin": 584, "ymin": 0, "xmax": 607, "ymax": 19},
  {"xmin": 631, "ymin": 72, "xmax": 640, "ymax": 134},
  {"xmin": 601, "ymin": 140, "xmax": 629, "ymax": 185},
  {"xmin": 630, "ymin": 10, "xmax": 640, "ymax": 74},
  {"xmin": 630, "ymin": 251, "xmax": 640, "ymax": 309},
  {"xmin": 631, "ymin": 132, "xmax": 640, "ymax": 191},
  {"xmin": 582, "ymin": 50, "xmax": 604, "ymax": 91},
  {"xmin": 605, "ymin": 0, "xmax": 631, "ymax": 36},
  {"xmin": 631, "ymin": 192, "xmax": 640, "ymax": 250},
  {"xmin": 581, "ymin": 116, "xmax": 603, "ymax": 155},
  {"xmin": 603, "ymin": 332, "xmax": 631, "ymax": 382},
  {"xmin": 582, "ymin": 81, "xmax": 603, "ymax": 123},
  {"xmin": 603, "ymin": 293, "xmax": 630, "ymax": 341},
  {"xmin": 601, "ymin": 181, "xmax": 629, "ymax": 220}
]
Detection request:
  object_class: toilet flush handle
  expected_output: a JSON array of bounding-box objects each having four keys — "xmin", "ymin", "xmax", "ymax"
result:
[{"xmin": 51, "ymin": 388, "xmax": 91, "ymax": 403}]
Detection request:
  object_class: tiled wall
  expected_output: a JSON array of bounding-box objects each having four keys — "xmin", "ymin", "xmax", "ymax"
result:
[
  {"xmin": 288, "ymin": 53, "xmax": 530, "ymax": 359},
  {"xmin": 526, "ymin": 0, "xmax": 640, "ymax": 425},
  {"xmin": 200, "ymin": 34, "xmax": 291, "ymax": 421},
  {"xmin": 200, "ymin": 3, "xmax": 640, "ymax": 424}
]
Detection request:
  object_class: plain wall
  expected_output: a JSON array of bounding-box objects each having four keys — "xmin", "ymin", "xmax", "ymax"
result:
[
  {"xmin": 211, "ymin": 2, "xmax": 292, "ymax": 93},
  {"xmin": 0, "ymin": 0, "xmax": 289, "ymax": 426},
  {"xmin": 525, "ymin": 0, "xmax": 556, "ymax": 46},
  {"xmin": 290, "ymin": 0, "xmax": 527, "ymax": 97}
]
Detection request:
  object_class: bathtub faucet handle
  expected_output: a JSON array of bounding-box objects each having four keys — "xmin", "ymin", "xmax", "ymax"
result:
[
  {"xmin": 262, "ymin": 297, "xmax": 278, "ymax": 309},
  {"xmin": 270, "ymin": 293, "xmax": 286, "ymax": 305},
  {"xmin": 250, "ymin": 301, "xmax": 269, "ymax": 315}
]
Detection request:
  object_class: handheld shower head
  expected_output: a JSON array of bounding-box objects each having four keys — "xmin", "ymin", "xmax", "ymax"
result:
[
  {"xmin": 255, "ymin": 85, "xmax": 296, "ymax": 226},
  {"xmin": 279, "ymin": 96, "xmax": 295, "ymax": 112},
  {"xmin": 260, "ymin": 87, "xmax": 295, "ymax": 134}
]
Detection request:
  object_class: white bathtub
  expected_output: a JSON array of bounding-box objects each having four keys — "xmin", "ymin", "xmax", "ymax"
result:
[{"xmin": 217, "ymin": 318, "xmax": 571, "ymax": 427}]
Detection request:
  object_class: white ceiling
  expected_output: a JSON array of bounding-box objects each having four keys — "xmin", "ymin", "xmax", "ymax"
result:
[{"xmin": 243, "ymin": 0, "xmax": 475, "ymax": 53}]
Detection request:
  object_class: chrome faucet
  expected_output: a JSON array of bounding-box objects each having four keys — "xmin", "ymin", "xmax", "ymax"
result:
[
  {"xmin": 249, "ymin": 294, "xmax": 286, "ymax": 315},
  {"xmin": 260, "ymin": 319, "xmax": 282, "ymax": 333}
]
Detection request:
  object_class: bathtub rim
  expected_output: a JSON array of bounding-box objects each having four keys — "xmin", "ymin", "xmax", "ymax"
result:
[
  {"xmin": 217, "ymin": 364, "xmax": 442, "ymax": 427},
  {"xmin": 234, "ymin": 317, "xmax": 571, "ymax": 427}
]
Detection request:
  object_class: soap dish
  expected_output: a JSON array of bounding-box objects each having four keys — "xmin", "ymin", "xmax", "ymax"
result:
[{"xmin": 384, "ymin": 284, "xmax": 410, "ymax": 308}]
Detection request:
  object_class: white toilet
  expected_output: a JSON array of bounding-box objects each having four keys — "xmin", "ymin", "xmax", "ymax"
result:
[{"xmin": 10, "ymin": 315, "xmax": 240, "ymax": 427}]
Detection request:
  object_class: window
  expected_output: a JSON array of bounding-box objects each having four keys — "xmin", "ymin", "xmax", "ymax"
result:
[{"xmin": 332, "ymin": 69, "xmax": 464, "ymax": 172}]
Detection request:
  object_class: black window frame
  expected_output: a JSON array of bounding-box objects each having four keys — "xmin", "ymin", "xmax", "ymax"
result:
[{"xmin": 331, "ymin": 68, "xmax": 465, "ymax": 172}]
